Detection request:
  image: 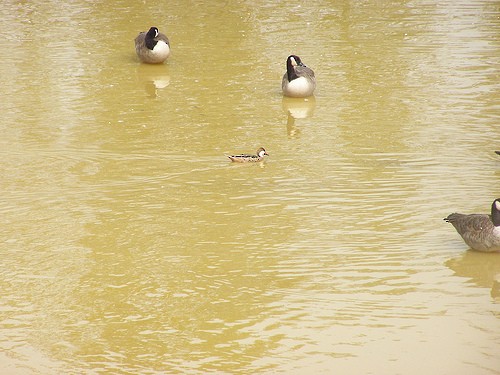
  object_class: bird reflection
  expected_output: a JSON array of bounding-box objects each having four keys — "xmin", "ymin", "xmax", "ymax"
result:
[
  {"xmin": 491, "ymin": 275, "xmax": 500, "ymax": 300},
  {"xmin": 445, "ymin": 251, "xmax": 500, "ymax": 302},
  {"xmin": 136, "ymin": 64, "xmax": 171, "ymax": 98},
  {"xmin": 282, "ymin": 96, "xmax": 316, "ymax": 138}
]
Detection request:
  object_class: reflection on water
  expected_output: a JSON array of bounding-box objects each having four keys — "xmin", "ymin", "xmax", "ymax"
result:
[
  {"xmin": 0, "ymin": 0, "xmax": 499, "ymax": 374},
  {"xmin": 282, "ymin": 96, "xmax": 316, "ymax": 138},
  {"xmin": 136, "ymin": 64, "xmax": 171, "ymax": 98},
  {"xmin": 446, "ymin": 251, "xmax": 500, "ymax": 299}
]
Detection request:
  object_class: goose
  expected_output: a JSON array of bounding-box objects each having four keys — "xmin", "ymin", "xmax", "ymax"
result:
[
  {"xmin": 444, "ymin": 198, "xmax": 500, "ymax": 252},
  {"xmin": 135, "ymin": 27, "xmax": 170, "ymax": 64},
  {"xmin": 227, "ymin": 147, "xmax": 269, "ymax": 163},
  {"xmin": 282, "ymin": 55, "xmax": 316, "ymax": 98}
]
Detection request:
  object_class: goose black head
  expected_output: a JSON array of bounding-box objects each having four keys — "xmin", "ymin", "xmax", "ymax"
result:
[
  {"xmin": 145, "ymin": 27, "xmax": 160, "ymax": 49},
  {"xmin": 286, "ymin": 55, "xmax": 305, "ymax": 81},
  {"xmin": 146, "ymin": 27, "xmax": 159, "ymax": 38}
]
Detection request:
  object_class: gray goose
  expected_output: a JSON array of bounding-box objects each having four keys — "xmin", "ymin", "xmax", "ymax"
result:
[
  {"xmin": 135, "ymin": 27, "xmax": 170, "ymax": 64},
  {"xmin": 444, "ymin": 198, "xmax": 500, "ymax": 252},
  {"xmin": 282, "ymin": 55, "xmax": 316, "ymax": 98}
]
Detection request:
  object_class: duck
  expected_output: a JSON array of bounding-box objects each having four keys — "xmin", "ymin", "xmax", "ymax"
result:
[
  {"xmin": 135, "ymin": 27, "xmax": 170, "ymax": 64},
  {"xmin": 227, "ymin": 147, "xmax": 269, "ymax": 163},
  {"xmin": 495, "ymin": 151, "xmax": 500, "ymax": 155},
  {"xmin": 282, "ymin": 55, "xmax": 316, "ymax": 98},
  {"xmin": 444, "ymin": 198, "xmax": 500, "ymax": 252}
]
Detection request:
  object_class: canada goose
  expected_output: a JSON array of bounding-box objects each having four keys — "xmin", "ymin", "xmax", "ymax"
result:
[
  {"xmin": 227, "ymin": 147, "xmax": 269, "ymax": 163},
  {"xmin": 135, "ymin": 27, "xmax": 170, "ymax": 64},
  {"xmin": 282, "ymin": 55, "xmax": 316, "ymax": 98},
  {"xmin": 444, "ymin": 198, "xmax": 500, "ymax": 252}
]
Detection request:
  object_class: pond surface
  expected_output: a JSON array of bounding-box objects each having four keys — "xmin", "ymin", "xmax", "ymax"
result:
[{"xmin": 0, "ymin": 0, "xmax": 499, "ymax": 374}]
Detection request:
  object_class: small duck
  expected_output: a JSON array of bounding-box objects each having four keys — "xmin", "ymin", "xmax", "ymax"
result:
[
  {"xmin": 282, "ymin": 55, "xmax": 316, "ymax": 98},
  {"xmin": 227, "ymin": 147, "xmax": 269, "ymax": 163},
  {"xmin": 444, "ymin": 198, "xmax": 500, "ymax": 252},
  {"xmin": 495, "ymin": 151, "xmax": 500, "ymax": 155},
  {"xmin": 135, "ymin": 27, "xmax": 170, "ymax": 64}
]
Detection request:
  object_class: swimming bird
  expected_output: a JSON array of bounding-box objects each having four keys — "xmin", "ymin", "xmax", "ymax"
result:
[
  {"xmin": 495, "ymin": 151, "xmax": 500, "ymax": 155},
  {"xmin": 135, "ymin": 27, "xmax": 170, "ymax": 64},
  {"xmin": 227, "ymin": 147, "xmax": 269, "ymax": 163},
  {"xmin": 282, "ymin": 55, "xmax": 316, "ymax": 98},
  {"xmin": 444, "ymin": 198, "xmax": 500, "ymax": 252}
]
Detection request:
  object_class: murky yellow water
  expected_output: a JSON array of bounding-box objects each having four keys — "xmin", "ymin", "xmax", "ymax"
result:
[{"xmin": 1, "ymin": 0, "xmax": 499, "ymax": 374}]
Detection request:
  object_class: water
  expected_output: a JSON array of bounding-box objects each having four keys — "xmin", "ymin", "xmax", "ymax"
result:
[{"xmin": 0, "ymin": 0, "xmax": 499, "ymax": 374}]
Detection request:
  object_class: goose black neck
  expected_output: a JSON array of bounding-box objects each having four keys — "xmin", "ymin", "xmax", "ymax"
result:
[
  {"xmin": 492, "ymin": 199, "xmax": 500, "ymax": 226},
  {"xmin": 145, "ymin": 28, "xmax": 158, "ymax": 50},
  {"xmin": 287, "ymin": 59, "xmax": 298, "ymax": 82},
  {"xmin": 146, "ymin": 36, "xmax": 158, "ymax": 50}
]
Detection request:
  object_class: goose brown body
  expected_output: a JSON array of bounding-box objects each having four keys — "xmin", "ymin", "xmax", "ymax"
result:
[{"xmin": 444, "ymin": 199, "xmax": 500, "ymax": 252}]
